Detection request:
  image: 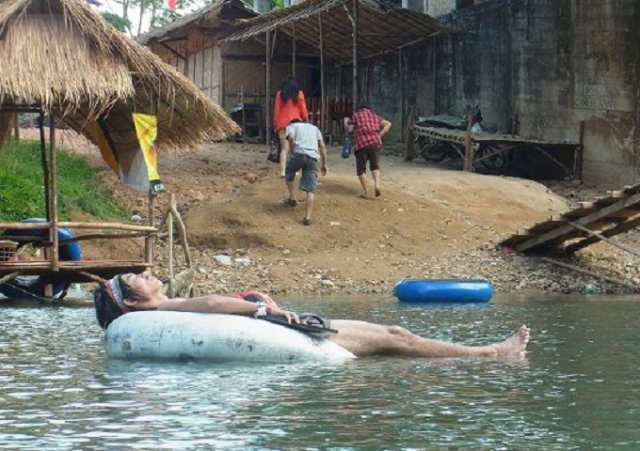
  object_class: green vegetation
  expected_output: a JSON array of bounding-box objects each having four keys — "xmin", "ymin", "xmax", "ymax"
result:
[{"xmin": 0, "ymin": 140, "xmax": 129, "ymax": 222}]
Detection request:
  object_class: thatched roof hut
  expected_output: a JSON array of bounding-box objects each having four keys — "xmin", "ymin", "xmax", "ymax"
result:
[{"xmin": 0, "ymin": 0, "xmax": 240, "ymax": 156}]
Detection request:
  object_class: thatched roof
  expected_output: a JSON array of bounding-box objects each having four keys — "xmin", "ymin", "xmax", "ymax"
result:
[
  {"xmin": 0, "ymin": 0, "xmax": 239, "ymax": 156},
  {"xmin": 136, "ymin": 0, "xmax": 256, "ymax": 46},
  {"xmin": 224, "ymin": 0, "xmax": 452, "ymax": 62}
]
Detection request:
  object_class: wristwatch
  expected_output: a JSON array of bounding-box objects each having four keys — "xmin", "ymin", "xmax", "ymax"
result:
[{"xmin": 254, "ymin": 301, "xmax": 268, "ymax": 318}]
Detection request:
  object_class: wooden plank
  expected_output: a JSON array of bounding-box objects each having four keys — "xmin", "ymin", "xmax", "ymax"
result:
[
  {"xmin": 526, "ymin": 221, "xmax": 568, "ymax": 234},
  {"xmin": 566, "ymin": 215, "xmax": 640, "ymax": 253},
  {"xmin": 564, "ymin": 208, "xmax": 640, "ymax": 220},
  {"xmin": 513, "ymin": 191, "xmax": 640, "ymax": 252}
]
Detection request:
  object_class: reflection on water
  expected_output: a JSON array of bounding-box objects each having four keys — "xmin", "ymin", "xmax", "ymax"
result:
[{"xmin": 1, "ymin": 294, "xmax": 640, "ymax": 450}]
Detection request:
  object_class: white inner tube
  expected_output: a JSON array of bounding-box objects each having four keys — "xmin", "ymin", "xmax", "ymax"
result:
[{"xmin": 105, "ymin": 311, "xmax": 356, "ymax": 363}]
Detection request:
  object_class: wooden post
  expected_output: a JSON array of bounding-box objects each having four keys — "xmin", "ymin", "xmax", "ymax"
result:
[
  {"xmin": 319, "ymin": 13, "xmax": 325, "ymax": 135},
  {"xmin": 463, "ymin": 114, "xmax": 474, "ymax": 172},
  {"xmin": 352, "ymin": 0, "xmax": 359, "ymax": 109},
  {"xmin": 405, "ymin": 106, "xmax": 416, "ymax": 161},
  {"xmin": 432, "ymin": 37, "xmax": 437, "ymax": 115},
  {"xmin": 167, "ymin": 194, "xmax": 175, "ymax": 298},
  {"xmin": 49, "ymin": 111, "xmax": 59, "ymax": 273},
  {"xmin": 12, "ymin": 113, "xmax": 19, "ymax": 140},
  {"xmin": 146, "ymin": 188, "xmax": 154, "ymax": 268},
  {"xmin": 240, "ymin": 85, "xmax": 246, "ymax": 143},
  {"xmin": 576, "ymin": 120, "xmax": 585, "ymax": 180},
  {"xmin": 291, "ymin": 23, "xmax": 296, "ymax": 77},
  {"xmin": 265, "ymin": 30, "xmax": 272, "ymax": 145},
  {"xmin": 38, "ymin": 109, "xmax": 50, "ymax": 222},
  {"xmin": 398, "ymin": 49, "xmax": 404, "ymax": 143}
]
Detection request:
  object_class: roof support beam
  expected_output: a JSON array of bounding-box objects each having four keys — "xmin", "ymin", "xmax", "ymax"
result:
[
  {"xmin": 159, "ymin": 41, "xmax": 187, "ymax": 61},
  {"xmin": 265, "ymin": 30, "xmax": 272, "ymax": 146},
  {"xmin": 352, "ymin": 0, "xmax": 359, "ymax": 108}
]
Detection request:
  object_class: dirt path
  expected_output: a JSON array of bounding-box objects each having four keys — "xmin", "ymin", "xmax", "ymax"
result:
[{"xmin": 25, "ymin": 129, "xmax": 640, "ymax": 296}]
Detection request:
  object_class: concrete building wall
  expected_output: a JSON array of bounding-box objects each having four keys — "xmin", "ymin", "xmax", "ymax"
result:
[
  {"xmin": 327, "ymin": 0, "xmax": 638, "ymax": 185},
  {"xmin": 437, "ymin": 0, "xmax": 640, "ymax": 186},
  {"xmin": 428, "ymin": 0, "xmax": 456, "ymax": 17}
]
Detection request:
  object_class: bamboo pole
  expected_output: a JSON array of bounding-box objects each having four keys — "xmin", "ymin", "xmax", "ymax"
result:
[
  {"xmin": 0, "ymin": 222, "xmax": 158, "ymax": 232},
  {"xmin": 146, "ymin": 188, "xmax": 155, "ymax": 268},
  {"xmin": 352, "ymin": 0, "xmax": 359, "ymax": 109},
  {"xmin": 540, "ymin": 257, "xmax": 639, "ymax": 291},
  {"xmin": 38, "ymin": 109, "xmax": 50, "ymax": 222},
  {"xmin": 568, "ymin": 222, "xmax": 640, "ymax": 259},
  {"xmin": 241, "ymin": 85, "xmax": 246, "ymax": 143},
  {"xmin": 265, "ymin": 30, "xmax": 272, "ymax": 146},
  {"xmin": 76, "ymin": 271, "xmax": 106, "ymax": 284},
  {"xmin": 167, "ymin": 194, "xmax": 175, "ymax": 298},
  {"xmin": 12, "ymin": 113, "xmax": 19, "ymax": 140},
  {"xmin": 291, "ymin": 23, "xmax": 296, "ymax": 77},
  {"xmin": 56, "ymin": 232, "xmax": 156, "ymax": 245},
  {"xmin": 463, "ymin": 114, "xmax": 474, "ymax": 172},
  {"xmin": 319, "ymin": 13, "xmax": 325, "ymax": 135},
  {"xmin": 168, "ymin": 198, "xmax": 192, "ymax": 268},
  {"xmin": 49, "ymin": 111, "xmax": 59, "ymax": 273},
  {"xmin": 405, "ymin": 106, "xmax": 416, "ymax": 161},
  {"xmin": 399, "ymin": 49, "xmax": 404, "ymax": 143},
  {"xmin": 0, "ymin": 271, "xmax": 21, "ymax": 286}
]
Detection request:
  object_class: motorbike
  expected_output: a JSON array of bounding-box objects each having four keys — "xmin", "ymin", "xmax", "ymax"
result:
[{"xmin": 413, "ymin": 108, "xmax": 506, "ymax": 171}]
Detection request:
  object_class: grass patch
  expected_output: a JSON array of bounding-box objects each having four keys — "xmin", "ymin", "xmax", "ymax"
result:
[{"xmin": 0, "ymin": 139, "xmax": 129, "ymax": 222}]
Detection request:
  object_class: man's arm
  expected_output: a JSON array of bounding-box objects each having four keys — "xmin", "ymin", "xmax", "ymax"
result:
[
  {"xmin": 158, "ymin": 295, "xmax": 300, "ymax": 323},
  {"xmin": 287, "ymin": 131, "xmax": 296, "ymax": 151},
  {"xmin": 318, "ymin": 138, "xmax": 329, "ymax": 175},
  {"xmin": 380, "ymin": 119, "xmax": 391, "ymax": 138}
]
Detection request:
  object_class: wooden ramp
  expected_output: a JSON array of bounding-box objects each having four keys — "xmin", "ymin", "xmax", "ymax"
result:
[{"xmin": 500, "ymin": 183, "xmax": 640, "ymax": 254}]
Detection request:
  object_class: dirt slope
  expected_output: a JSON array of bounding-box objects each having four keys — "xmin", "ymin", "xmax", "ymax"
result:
[{"xmin": 31, "ymin": 129, "xmax": 639, "ymax": 295}]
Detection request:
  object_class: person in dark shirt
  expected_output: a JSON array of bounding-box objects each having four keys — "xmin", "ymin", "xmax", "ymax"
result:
[{"xmin": 345, "ymin": 101, "xmax": 392, "ymax": 199}]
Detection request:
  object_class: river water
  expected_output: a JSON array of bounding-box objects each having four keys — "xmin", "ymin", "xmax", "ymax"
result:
[{"xmin": 1, "ymin": 293, "xmax": 639, "ymax": 450}]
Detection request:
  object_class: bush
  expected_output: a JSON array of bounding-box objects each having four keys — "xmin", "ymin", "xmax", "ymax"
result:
[{"xmin": 0, "ymin": 140, "xmax": 128, "ymax": 222}]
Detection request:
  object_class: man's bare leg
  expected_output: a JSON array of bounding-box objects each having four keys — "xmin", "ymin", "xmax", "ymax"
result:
[
  {"xmin": 372, "ymin": 169, "xmax": 381, "ymax": 197},
  {"xmin": 358, "ymin": 174, "xmax": 369, "ymax": 197},
  {"xmin": 328, "ymin": 321, "xmax": 530, "ymax": 358},
  {"xmin": 304, "ymin": 191, "xmax": 315, "ymax": 222},
  {"xmin": 279, "ymin": 138, "xmax": 289, "ymax": 178}
]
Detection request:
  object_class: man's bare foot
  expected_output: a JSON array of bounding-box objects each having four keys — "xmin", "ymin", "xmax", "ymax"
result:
[{"xmin": 491, "ymin": 325, "xmax": 530, "ymax": 357}]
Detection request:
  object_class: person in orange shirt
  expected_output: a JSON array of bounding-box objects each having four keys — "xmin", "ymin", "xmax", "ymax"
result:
[{"xmin": 274, "ymin": 75, "xmax": 309, "ymax": 177}]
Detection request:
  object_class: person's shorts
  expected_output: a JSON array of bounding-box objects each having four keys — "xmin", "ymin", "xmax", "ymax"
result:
[
  {"xmin": 285, "ymin": 153, "xmax": 320, "ymax": 193},
  {"xmin": 277, "ymin": 128, "xmax": 287, "ymax": 139},
  {"xmin": 355, "ymin": 144, "xmax": 381, "ymax": 175}
]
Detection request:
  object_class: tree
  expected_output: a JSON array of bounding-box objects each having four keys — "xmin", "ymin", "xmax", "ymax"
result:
[{"xmin": 101, "ymin": 11, "xmax": 131, "ymax": 32}]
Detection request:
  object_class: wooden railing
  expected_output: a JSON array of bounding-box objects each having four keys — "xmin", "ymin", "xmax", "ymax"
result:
[{"xmin": 0, "ymin": 221, "xmax": 158, "ymax": 289}]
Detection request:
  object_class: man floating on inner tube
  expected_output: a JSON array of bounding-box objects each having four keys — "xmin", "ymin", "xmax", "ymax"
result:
[{"xmin": 93, "ymin": 273, "xmax": 530, "ymax": 359}]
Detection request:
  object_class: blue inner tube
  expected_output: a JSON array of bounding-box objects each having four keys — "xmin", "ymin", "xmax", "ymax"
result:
[
  {"xmin": 393, "ymin": 279, "xmax": 493, "ymax": 303},
  {"xmin": 0, "ymin": 218, "xmax": 82, "ymax": 299}
]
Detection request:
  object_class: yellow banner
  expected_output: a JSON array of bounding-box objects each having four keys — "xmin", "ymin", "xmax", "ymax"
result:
[{"xmin": 133, "ymin": 113, "xmax": 160, "ymax": 181}]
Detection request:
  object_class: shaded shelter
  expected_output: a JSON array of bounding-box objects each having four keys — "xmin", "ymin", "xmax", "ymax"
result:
[
  {"xmin": 223, "ymin": 0, "xmax": 450, "ymax": 142},
  {"xmin": 0, "ymin": 0, "xmax": 239, "ymax": 298},
  {"xmin": 137, "ymin": 0, "xmax": 316, "ymax": 142}
]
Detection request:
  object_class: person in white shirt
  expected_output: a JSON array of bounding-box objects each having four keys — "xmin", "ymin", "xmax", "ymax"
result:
[{"xmin": 282, "ymin": 120, "xmax": 328, "ymax": 226}]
